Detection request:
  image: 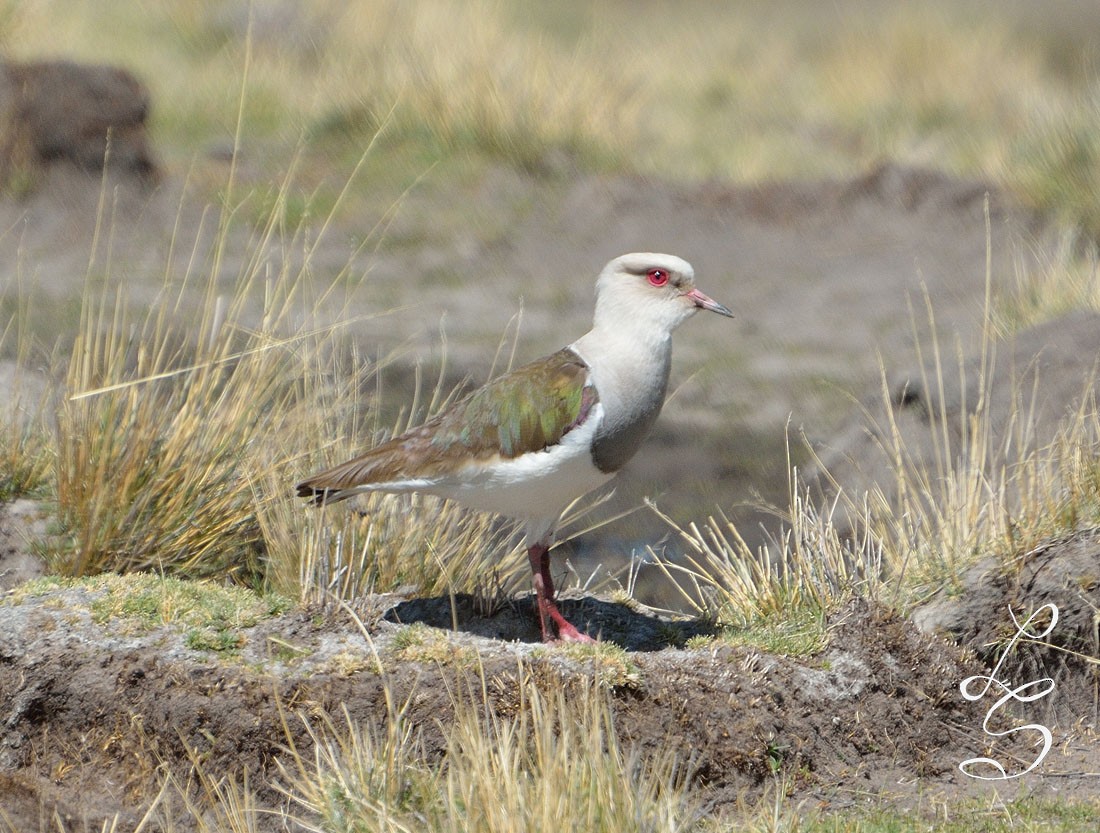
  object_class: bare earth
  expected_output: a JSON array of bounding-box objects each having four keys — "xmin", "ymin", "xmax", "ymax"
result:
[
  {"xmin": 0, "ymin": 558, "xmax": 1097, "ymax": 830},
  {"xmin": 2, "ymin": 163, "xmax": 1099, "ymax": 827}
]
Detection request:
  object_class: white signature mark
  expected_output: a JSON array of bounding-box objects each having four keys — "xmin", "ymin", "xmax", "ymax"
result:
[{"xmin": 958, "ymin": 603, "xmax": 1059, "ymax": 781}]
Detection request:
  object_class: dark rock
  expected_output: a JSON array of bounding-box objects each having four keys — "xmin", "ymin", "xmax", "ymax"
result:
[{"xmin": 0, "ymin": 59, "xmax": 158, "ymax": 189}]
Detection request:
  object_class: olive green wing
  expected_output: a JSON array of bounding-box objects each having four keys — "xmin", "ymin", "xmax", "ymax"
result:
[
  {"xmin": 296, "ymin": 348, "xmax": 596, "ymax": 503},
  {"xmin": 430, "ymin": 347, "xmax": 596, "ymax": 458}
]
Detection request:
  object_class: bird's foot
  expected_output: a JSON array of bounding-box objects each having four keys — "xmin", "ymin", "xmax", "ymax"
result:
[
  {"xmin": 528, "ymin": 541, "xmax": 596, "ymax": 643},
  {"xmin": 551, "ymin": 621, "xmax": 597, "ymax": 644}
]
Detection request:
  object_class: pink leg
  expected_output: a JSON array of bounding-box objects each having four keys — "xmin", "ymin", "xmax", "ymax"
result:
[{"xmin": 527, "ymin": 542, "xmax": 595, "ymax": 644}]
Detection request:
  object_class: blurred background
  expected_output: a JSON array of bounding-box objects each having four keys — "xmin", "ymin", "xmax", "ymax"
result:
[{"xmin": 2, "ymin": 0, "xmax": 1098, "ymax": 602}]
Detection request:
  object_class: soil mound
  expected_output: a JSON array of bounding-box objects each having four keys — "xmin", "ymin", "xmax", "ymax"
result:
[
  {"xmin": 0, "ymin": 585, "xmax": 1004, "ymax": 830},
  {"xmin": 913, "ymin": 528, "xmax": 1100, "ymax": 726}
]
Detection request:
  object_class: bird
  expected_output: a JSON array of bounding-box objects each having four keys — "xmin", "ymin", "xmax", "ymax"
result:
[{"xmin": 296, "ymin": 253, "xmax": 733, "ymax": 643}]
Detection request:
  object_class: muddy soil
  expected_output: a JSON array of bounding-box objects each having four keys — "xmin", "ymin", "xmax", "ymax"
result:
[{"xmin": 2, "ymin": 572, "xmax": 1096, "ymax": 832}]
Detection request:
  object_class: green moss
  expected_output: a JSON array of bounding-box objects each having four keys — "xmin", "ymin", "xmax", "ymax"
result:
[
  {"xmin": 5, "ymin": 573, "xmax": 290, "ymax": 637},
  {"xmin": 715, "ymin": 608, "xmax": 829, "ymax": 657},
  {"xmin": 554, "ymin": 641, "xmax": 642, "ymax": 689},
  {"xmin": 390, "ymin": 622, "xmax": 475, "ymax": 667}
]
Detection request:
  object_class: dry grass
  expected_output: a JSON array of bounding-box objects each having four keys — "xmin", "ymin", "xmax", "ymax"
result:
[
  {"xmin": 661, "ymin": 279, "xmax": 1100, "ymax": 648},
  {"xmin": 995, "ymin": 235, "xmax": 1100, "ymax": 331},
  {"xmin": 4, "ymin": 2, "xmax": 1100, "ymax": 239},
  {"xmin": 73, "ymin": 668, "xmax": 694, "ymax": 833},
  {"xmin": 648, "ymin": 468, "xmax": 868, "ymax": 655},
  {"xmin": 857, "ymin": 376, "xmax": 1100, "ymax": 605},
  {"xmin": 0, "ymin": 292, "xmax": 53, "ymax": 500},
  {"xmin": 9, "ymin": 154, "xmax": 528, "ymax": 601},
  {"xmin": 0, "ymin": 371, "xmax": 50, "ymax": 501},
  {"xmin": 276, "ymin": 674, "xmax": 697, "ymax": 833}
]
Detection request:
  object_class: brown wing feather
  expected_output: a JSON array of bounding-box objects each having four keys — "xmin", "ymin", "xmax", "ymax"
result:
[{"xmin": 296, "ymin": 348, "xmax": 596, "ymax": 504}]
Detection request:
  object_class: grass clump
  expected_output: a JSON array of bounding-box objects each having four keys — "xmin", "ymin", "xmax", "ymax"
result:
[
  {"xmin": 279, "ymin": 679, "xmax": 696, "ymax": 833},
  {"xmin": 0, "ymin": 397, "xmax": 50, "ymax": 502},
  {"xmin": 549, "ymin": 640, "xmax": 643, "ymax": 689},
  {"xmin": 52, "ymin": 297, "xmax": 295, "ymax": 583},
  {"xmin": 0, "ymin": 312, "xmax": 53, "ymax": 501},
  {"xmin": 712, "ymin": 607, "xmax": 829, "ymax": 658},
  {"xmin": 19, "ymin": 153, "xmax": 528, "ymax": 604},
  {"xmin": 650, "ymin": 482, "xmax": 857, "ymax": 654},
  {"xmin": 390, "ymin": 621, "xmax": 475, "ymax": 667}
]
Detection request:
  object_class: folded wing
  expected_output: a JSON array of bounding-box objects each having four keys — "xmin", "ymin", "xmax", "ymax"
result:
[{"xmin": 296, "ymin": 348, "xmax": 596, "ymax": 504}]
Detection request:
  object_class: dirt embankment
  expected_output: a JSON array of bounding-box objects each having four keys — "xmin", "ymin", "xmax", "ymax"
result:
[{"xmin": 1, "ymin": 552, "xmax": 1098, "ymax": 831}]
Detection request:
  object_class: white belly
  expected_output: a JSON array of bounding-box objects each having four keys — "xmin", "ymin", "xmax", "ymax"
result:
[{"xmin": 428, "ymin": 407, "xmax": 614, "ymax": 522}]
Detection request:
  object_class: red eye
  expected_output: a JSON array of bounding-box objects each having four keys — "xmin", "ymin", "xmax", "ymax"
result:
[{"xmin": 646, "ymin": 268, "xmax": 669, "ymax": 287}]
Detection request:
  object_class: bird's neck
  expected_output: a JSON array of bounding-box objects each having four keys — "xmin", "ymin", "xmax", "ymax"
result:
[
  {"xmin": 570, "ymin": 323, "xmax": 673, "ymax": 471},
  {"xmin": 572, "ymin": 317, "xmax": 673, "ymax": 379}
]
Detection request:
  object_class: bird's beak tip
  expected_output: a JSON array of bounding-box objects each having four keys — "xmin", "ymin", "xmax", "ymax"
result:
[{"xmin": 687, "ymin": 288, "xmax": 734, "ymax": 318}]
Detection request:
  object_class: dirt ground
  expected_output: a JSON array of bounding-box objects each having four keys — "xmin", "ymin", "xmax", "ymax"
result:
[
  {"xmin": 0, "ymin": 552, "xmax": 1098, "ymax": 831},
  {"xmin": 2, "ymin": 152, "xmax": 1099, "ymax": 826}
]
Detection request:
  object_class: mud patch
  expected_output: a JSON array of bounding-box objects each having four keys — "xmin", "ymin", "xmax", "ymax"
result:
[{"xmin": 385, "ymin": 591, "xmax": 716, "ymax": 649}]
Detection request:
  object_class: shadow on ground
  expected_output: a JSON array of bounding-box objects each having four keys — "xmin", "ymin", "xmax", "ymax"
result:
[{"xmin": 385, "ymin": 592, "xmax": 717, "ymax": 649}]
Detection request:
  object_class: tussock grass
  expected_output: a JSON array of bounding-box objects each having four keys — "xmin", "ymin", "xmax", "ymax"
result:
[
  {"xmin": 649, "ymin": 473, "xmax": 867, "ymax": 655},
  {"xmin": 0, "ymin": 295, "xmax": 53, "ymax": 500},
  {"xmin": 54, "ymin": 290, "xmax": 295, "ymax": 581},
  {"xmin": 0, "ymin": 371, "xmax": 51, "ymax": 501},
  {"xmin": 860, "ymin": 379, "xmax": 1100, "ymax": 605},
  {"xmin": 303, "ymin": 0, "xmax": 638, "ymax": 169},
  {"xmin": 278, "ymin": 676, "xmax": 696, "ymax": 833},
  {"xmin": 10, "ymin": 153, "xmax": 528, "ymax": 602}
]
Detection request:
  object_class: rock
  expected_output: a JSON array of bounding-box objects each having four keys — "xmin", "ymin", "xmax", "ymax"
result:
[{"xmin": 0, "ymin": 59, "xmax": 158, "ymax": 188}]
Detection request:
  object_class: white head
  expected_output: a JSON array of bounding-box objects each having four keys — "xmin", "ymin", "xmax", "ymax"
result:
[{"xmin": 592, "ymin": 252, "xmax": 732, "ymax": 336}]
